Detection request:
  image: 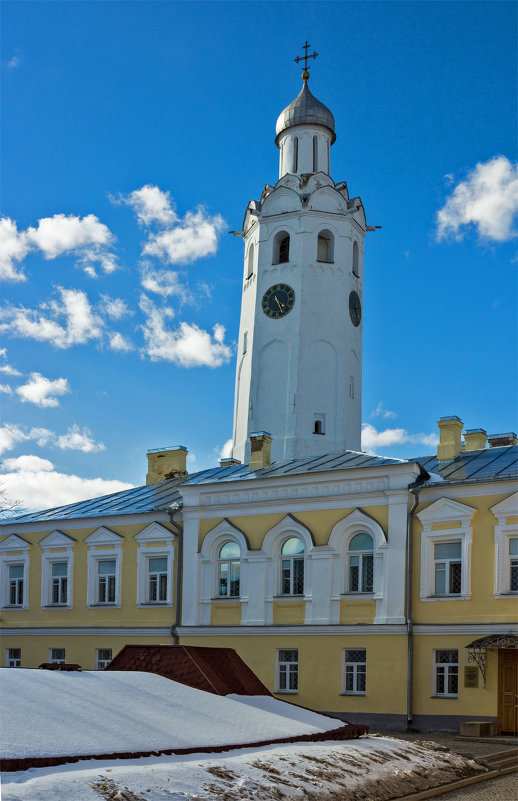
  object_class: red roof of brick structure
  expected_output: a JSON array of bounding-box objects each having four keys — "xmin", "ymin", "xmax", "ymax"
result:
[{"xmin": 105, "ymin": 645, "xmax": 272, "ymax": 696}]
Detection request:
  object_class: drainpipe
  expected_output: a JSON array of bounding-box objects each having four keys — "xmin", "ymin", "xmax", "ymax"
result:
[
  {"xmin": 406, "ymin": 488, "xmax": 420, "ymax": 731},
  {"xmin": 168, "ymin": 503, "xmax": 182, "ymax": 646}
]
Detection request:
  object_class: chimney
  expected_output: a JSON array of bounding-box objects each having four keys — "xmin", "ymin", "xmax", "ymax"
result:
[
  {"xmin": 437, "ymin": 416, "xmax": 463, "ymax": 462},
  {"xmin": 488, "ymin": 432, "xmax": 518, "ymax": 448},
  {"xmin": 464, "ymin": 428, "xmax": 488, "ymax": 451},
  {"xmin": 146, "ymin": 446, "xmax": 188, "ymax": 485},
  {"xmin": 249, "ymin": 431, "xmax": 272, "ymax": 470},
  {"xmin": 219, "ymin": 458, "xmax": 241, "ymax": 467}
]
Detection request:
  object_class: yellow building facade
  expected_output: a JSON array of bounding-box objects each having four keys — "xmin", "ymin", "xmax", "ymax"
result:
[{"xmin": 1, "ymin": 425, "xmax": 517, "ymax": 732}]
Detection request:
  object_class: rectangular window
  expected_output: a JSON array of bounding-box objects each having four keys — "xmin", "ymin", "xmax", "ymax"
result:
[
  {"xmin": 434, "ymin": 650, "xmax": 458, "ymax": 696},
  {"xmin": 434, "ymin": 541, "xmax": 462, "ymax": 595},
  {"xmin": 510, "ymin": 538, "xmax": 518, "ymax": 592},
  {"xmin": 97, "ymin": 559, "xmax": 116, "ymax": 604},
  {"xmin": 344, "ymin": 649, "xmax": 366, "ymax": 694},
  {"xmin": 51, "ymin": 562, "xmax": 68, "ymax": 605},
  {"xmin": 281, "ymin": 558, "xmax": 304, "ymax": 595},
  {"xmin": 277, "ymin": 649, "xmax": 298, "ymax": 693},
  {"xmin": 349, "ymin": 554, "xmax": 374, "ymax": 593},
  {"xmin": 148, "ymin": 557, "xmax": 168, "ymax": 602},
  {"xmin": 50, "ymin": 648, "xmax": 66, "ymax": 664},
  {"xmin": 96, "ymin": 648, "xmax": 112, "ymax": 670},
  {"xmin": 8, "ymin": 564, "xmax": 24, "ymax": 606},
  {"xmin": 6, "ymin": 648, "xmax": 21, "ymax": 667}
]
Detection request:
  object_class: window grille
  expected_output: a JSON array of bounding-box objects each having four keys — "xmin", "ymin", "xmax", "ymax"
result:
[
  {"xmin": 97, "ymin": 560, "xmax": 116, "ymax": 604},
  {"xmin": 344, "ymin": 649, "xmax": 366, "ymax": 694},
  {"xmin": 7, "ymin": 648, "xmax": 21, "ymax": 667},
  {"xmin": 50, "ymin": 648, "xmax": 66, "ymax": 664},
  {"xmin": 51, "ymin": 562, "xmax": 68, "ymax": 605},
  {"xmin": 148, "ymin": 557, "xmax": 168, "ymax": 602},
  {"xmin": 510, "ymin": 538, "xmax": 518, "ymax": 592},
  {"xmin": 8, "ymin": 564, "xmax": 24, "ymax": 606},
  {"xmin": 348, "ymin": 533, "xmax": 374, "ymax": 593},
  {"xmin": 218, "ymin": 541, "xmax": 240, "ymax": 597},
  {"xmin": 278, "ymin": 649, "xmax": 298, "ymax": 692},
  {"xmin": 96, "ymin": 648, "xmax": 112, "ymax": 670},
  {"xmin": 434, "ymin": 541, "xmax": 462, "ymax": 595},
  {"xmin": 280, "ymin": 538, "xmax": 304, "ymax": 595},
  {"xmin": 435, "ymin": 649, "xmax": 458, "ymax": 696}
]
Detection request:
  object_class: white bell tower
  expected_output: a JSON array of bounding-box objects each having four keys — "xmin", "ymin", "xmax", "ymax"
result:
[{"xmin": 231, "ymin": 52, "xmax": 368, "ymax": 465}]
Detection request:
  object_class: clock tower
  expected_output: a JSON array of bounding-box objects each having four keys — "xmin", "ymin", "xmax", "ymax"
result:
[{"xmin": 231, "ymin": 51, "xmax": 368, "ymax": 465}]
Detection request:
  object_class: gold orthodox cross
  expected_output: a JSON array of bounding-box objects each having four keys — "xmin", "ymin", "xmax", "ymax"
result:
[{"xmin": 294, "ymin": 41, "xmax": 318, "ymax": 79}]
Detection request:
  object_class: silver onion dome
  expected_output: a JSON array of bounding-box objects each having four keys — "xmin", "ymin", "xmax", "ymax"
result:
[{"xmin": 275, "ymin": 80, "xmax": 336, "ymax": 146}]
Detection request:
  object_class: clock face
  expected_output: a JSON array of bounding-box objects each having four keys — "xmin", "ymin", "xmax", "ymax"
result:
[
  {"xmin": 262, "ymin": 283, "xmax": 295, "ymax": 319},
  {"xmin": 349, "ymin": 291, "xmax": 362, "ymax": 327}
]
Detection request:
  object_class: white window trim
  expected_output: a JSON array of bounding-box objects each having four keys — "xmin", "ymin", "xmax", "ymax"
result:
[
  {"xmin": 95, "ymin": 648, "xmax": 113, "ymax": 670},
  {"xmin": 276, "ymin": 648, "xmax": 299, "ymax": 694},
  {"xmin": 49, "ymin": 647, "xmax": 66, "ymax": 664},
  {"xmin": 40, "ymin": 531, "xmax": 75, "ymax": 609},
  {"xmin": 491, "ymin": 492, "xmax": 518, "ymax": 597},
  {"xmin": 0, "ymin": 535, "xmax": 30, "ymax": 610},
  {"xmin": 432, "ymin": 649, "xmax": 459, "ymax": 698},
  {"xmin": 342, "ymin": 648, "xmax": 367, "ymax": 696},
  {"xmin": 199, "ymin": 519, "xmax": 248, "ymax": 619},
  {"xmin": 85, "ymin": 527, "xmax": 123, "ymax": 608},
  {"xmin": 417, "ymin": 498, "xmax": 474, "ymax": 602},
  {"xmin": 263, "ymin": 515, "xmax": 314, "ymax": 605},
  {"xmin": 135, "ymin": 522, "xmax": 175, "ymax": 607},
  {"xmin": 328, "ymin": 509, "xmax": 387, "ymax": 601},
  {"xmin": 5, "ymin": 647, "xmax": 21, "ymax": 667}
]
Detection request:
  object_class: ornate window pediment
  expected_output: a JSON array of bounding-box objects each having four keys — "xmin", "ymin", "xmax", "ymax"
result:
[{"xmin": 39, "ymin": 531, "xmax": 75, "ymax": 551}]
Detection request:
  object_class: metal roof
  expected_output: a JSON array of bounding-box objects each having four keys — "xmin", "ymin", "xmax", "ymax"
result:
[
  {"xmin": 275, "ymin": 80, "xmax": 336, "ymax": 145},
  {"xmin": 3, "ymin": 446, "xmax": 516, "ymax": 526}
]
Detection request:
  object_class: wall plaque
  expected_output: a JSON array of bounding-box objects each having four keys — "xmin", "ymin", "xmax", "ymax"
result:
[{"xmin": 464, "ymin": 666, "xmax": 479, "ymax": 688}]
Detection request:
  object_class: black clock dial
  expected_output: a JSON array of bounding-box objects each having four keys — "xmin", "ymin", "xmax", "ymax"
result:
[
  {"xmin": 262, "ymin": 284, "xmax": 295, "ymax": 319},
  {"xmin": 349, "ymin": 291, "xmax": 362, "ymax": 327}
]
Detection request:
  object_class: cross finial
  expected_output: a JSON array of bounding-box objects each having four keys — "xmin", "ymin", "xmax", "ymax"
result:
[{"xmin": 294, "ymin": 40, "xmax": 318, "ymax": 82}]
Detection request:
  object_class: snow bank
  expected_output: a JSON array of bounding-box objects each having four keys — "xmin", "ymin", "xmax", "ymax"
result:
[{"xmin": 0, "ymin": 670, "xmax": 342, "ymax": 760}]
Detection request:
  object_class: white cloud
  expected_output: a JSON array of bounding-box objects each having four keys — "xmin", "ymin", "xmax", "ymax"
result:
[
  {"xmin": 140, "ymin": 295, "xmax": 232, "ymax": 368},
  {"xmin": 143, "ymin": 208, "xmax": 226, "ymax": 266},
  {"xmin": 0, "ymin": 424, "xmax": 29, "ymax": 455},
  {"xmin": 25, "ymin": 213, "xmax": 117, "ymax": 274},
  {"xmin": 7, "ymin": 52, "xmax": 22, "ymax": 69},
  {"xmin": 0, "ymin": 455, "xmax": 133, "ymax": 511},
  {"xmin": 56, "ymin": 425, "xmax": 105, "ymax": 453},
  {"xmin": 16, "ymin": 372, "xmax": 70, "ymax": 407},
  {"xmin": 0, "ymin": 384, "xmax": 13, "ymax": 394},
  {"xmin": 219, "ymin": 439, "xmax": 233, "ymax": 460},
  {"xmin": 114, "ymin": 184, "xmax": 177, "ymax": 227},
  {"xmin": 140, "ymin": 266, "xmax": 189, "ymax": 301},
  {"xmin": 0, "ymin": 287, "xmax": 103, "ymax": 348},
  {"xmin": 370, "ymin": 401, "xmax": 397, "ymax": 420},
  {"xmin": 109, "ymin": 331, "xmax": 134, "ymax": 352},
  {"xmin": 0, "ymin": 218, "xmax": 30, "ymax": 282},
  {"xmin": 0, "ymin": 363, "xmax": 21, "ymax": 376},
  {"xmin": 99, "ymin": 295, "xmax": 131, "ymax": 320},
  {"xmin": 437, "ymin": 156, "xmax": 518, "ymax": 242},
  {"xmin": 361, "ymin": 423, "xmax": 439, "ymax": 451}
]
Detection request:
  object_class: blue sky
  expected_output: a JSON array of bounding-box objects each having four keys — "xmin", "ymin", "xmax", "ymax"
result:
[{"xmin": 1, "ymin": 1, "xmax": 517, "ymax": 510}]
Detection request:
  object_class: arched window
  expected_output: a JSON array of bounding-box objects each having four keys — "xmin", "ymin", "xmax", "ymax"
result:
[
  {"xmin": 218, "ymin": 541, "xmax": 240, "ymax": 597},
  {"xmin": 352, "ymin": 241, "xmax": 359, "ymax": 276},
  {"xmin": 317, "ymin": 230, "xmax": 334, "ymax": 263},
  {"xmin": 348, "ymin": 533, "xmax": 373, "ymax": 593},
  {"xmin": 273, "ymin": 231, "xmax": 290, "ymax": 264},
  {"xmin": 293, "ymin": 137, "xmax": 298, "ymax": 173},
  {"xmin": 280, "ymin": 537, "xmax": 304, "ymax": 595},
  {"xmin": 247, "ymin": 243, "xmax": 254, "ymax": 279},
  {"xmin": 313, "ymin": 136, "xmax": 318, "ymax": 172}
]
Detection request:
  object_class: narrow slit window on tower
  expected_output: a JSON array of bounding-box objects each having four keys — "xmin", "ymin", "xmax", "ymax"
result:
[
  {"xmin": 243, "ymin": 331, "xmax": 248, "ymax": 354},
  {"xmin": 273, "ymin": 232, "xmax": 290, "ymax": 264},
  {"xmin": 313, "ymin": 136, "xmax": 318, "ymax": 172},
  {"xmin": 352, "ymin": 241, "xmax": 360, "ymax": 276},
  {"xmin": 293, "ymin": 137, "xmax": 298, "ymax": 173},
  {"xmin": 247, "ymin": 243, "xmax": 254, "ymax": 279},
  {"xmin": 313, "ymin": 414, "xmax": 325, "ymax": 435}
]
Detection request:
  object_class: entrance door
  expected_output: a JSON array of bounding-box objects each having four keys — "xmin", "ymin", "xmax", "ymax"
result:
[{"xmin": 498, "ymin": 649, "xmax": 518, "ymax": 735}]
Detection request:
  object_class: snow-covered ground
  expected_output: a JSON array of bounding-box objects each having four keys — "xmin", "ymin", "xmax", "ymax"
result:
[
  {"xmin": 2, "ymin": 738, "xmax": 487, "ymax": 801},
  {"xmin": 1, "ymin": 669, "xmax": 342, "ymax": 759}
]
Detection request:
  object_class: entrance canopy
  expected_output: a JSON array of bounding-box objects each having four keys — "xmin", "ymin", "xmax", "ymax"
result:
[{"xmin": 466, "ymin": 633, "xmax": 518, "ymax": 687}]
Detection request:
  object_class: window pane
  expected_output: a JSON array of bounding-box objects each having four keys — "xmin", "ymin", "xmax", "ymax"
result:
[
  {"xmin": 436, "ymin": 650, "xmax": 457, "ymax": 664},
  {"xmin": 345, "ymin": 666, "xmax": 354, "ymax": 692},
  {"xmin": 98, "ymin": 560, "xmax": 116, "ymax": 575},
  {"xmin": 230, "ymin": 562, "xmax": 240, "ymax": 597},
  {"xmin": 9, "ymin": 565, "xmax": 23, "ymax": 579},
  {"xmin": 220, "ymin": 542, "xmax": 240, "ymax": 559},
  {"xmin": 159, "ymin": 574, "xmax": 167, "ymax": 601},
  {"xmin": 288, "ymin": 666, "xmax": 298, "ymax": 690},
  {"xmin": 149, "ymin": 557, "xmax": 167, "ymax": 572},
  {"xmin": 449, "ymin": 561, "xmax": 462, "ymax": 594},
  {"xmin": 350, "ymin": 563, "xmax": 359, "ymax": 592},
  {"xmin": 448, "ymin": 667, "xmax": 458, "ymax": 695},
  {"xmin": 345, "ymin": 649, "xmax": 366, "ymax": 663},
  {"xmin": 357, "ymin": 665, "xmax": 366, "ymax": 692},
  {"xmin": 281, "ymin": 537, "xmax": 304, "ymax": 555},
  {"xmin": 51, "ymin": 562, "xmax": 67, "ymax": 577},
  {"xmin": 219, "ymin": 562, "xmax": 229, "ymax": 596},
  {"xmin": 434, "ymin": 541, "xmax": 461, "ymax": 560},
  {"xmin": 293, "ymin": 558, "xmax": 304, "ymax": 594},
  {"xmin": 281, "ymin": 561, "xmax": 291, "ymax": 594},
  {"xmin": 511, "ymin": 560, "xmax": 518, "ymax": 592},
  {"xmin": 362, "ymin": 554, "xmax": 374, "ymax": 592},
  {"xmin": 279, "ymin": 649, "xmax": 297, "ymax": 662},
  {"xmin": 349, "ymin": 533, "xmax": 373, "ymax": 551},
  {"xmin": 435, "ymin": 563, "xmax": 446, "ymax": 594},
  {"xmin": 149, "ymin": 574, "xmax": 158, "ymax": 601},
  {"xmin": 509, "ymin": 538, "xmax": 518, "ymax": 556},
  {"xmin": 107, "ymin": 575, "xmax": 116, "ymax": 602},
  {"xmin": 436, "ymin": 666, "xmax": 445, "ymax": 694}
]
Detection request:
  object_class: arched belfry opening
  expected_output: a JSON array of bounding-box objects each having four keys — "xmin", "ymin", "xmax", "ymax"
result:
[
  {"xmin": 317, "ymin": 230, "xmax": 334, "ymax": 263},
  {"xmin": 273, "ymin": 231, "xmax": 290, "ymax": 265}
]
